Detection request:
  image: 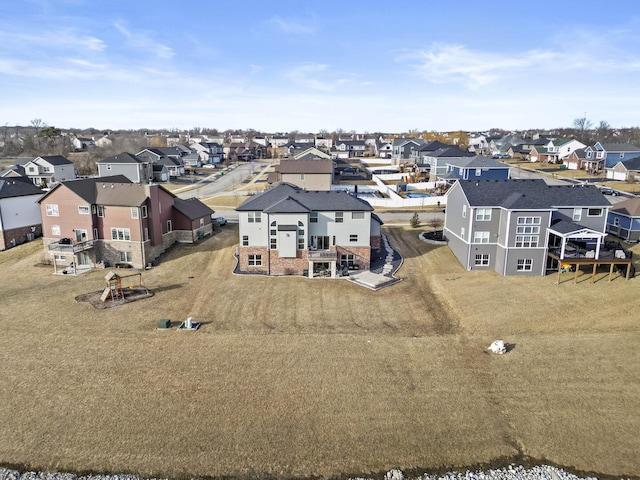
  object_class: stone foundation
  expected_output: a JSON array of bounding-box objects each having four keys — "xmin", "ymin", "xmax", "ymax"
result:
[{"xmin": 1, "ymin": 224, "xmax": 42, "ymax": 251}]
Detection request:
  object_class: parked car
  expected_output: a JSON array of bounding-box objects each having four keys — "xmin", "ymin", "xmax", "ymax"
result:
[
  {"xmin": 213, "ymin": 216, "xmax": 227, "ymax": 225},
  {"xmin": 600, "ymin": 186, "xmax": 619, "ymax": 196},
  {"xmin": 202, "ymin": 164, "xmax": 216, "ymax": 169}
]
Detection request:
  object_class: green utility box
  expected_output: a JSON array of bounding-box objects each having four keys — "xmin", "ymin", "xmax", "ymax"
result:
[{"xmin": 157, "ymin": 319, "xmax": 172, "ymax": 329}]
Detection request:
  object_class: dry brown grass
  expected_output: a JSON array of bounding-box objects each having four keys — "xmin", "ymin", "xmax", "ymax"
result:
[{"xmin": 0, "ymin": 228, "xmax": 639, "ymax": 479}]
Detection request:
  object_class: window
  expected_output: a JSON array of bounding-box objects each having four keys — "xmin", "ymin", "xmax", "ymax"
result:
[
  {"xmin": 462, "ymin": 205, "xmax": 467, "ymax": 218},
  {"xmin": 166, "ymin": 220, "xmax": 172, "ymax": 232},
  {"xmin": 119, "ymin": 251, "xmax": 132, "ymax": 263},
  {"xmin": 143, "ymin": 228, "xmax": 149, "ymax": 241},
  {"xmin": 97, "ymin": 205, "xmax": 104, "ymax": 217},
  {"xmin": 298, "ymin": 229, "xmax": 304, "ymax": 236},
  {"xmin": 270, "ymin": 229, "xmax": 277, "ymax": 236},
  {"xmin": 516, "ymin": 225, "xmax": 539, "ymax": 234},
  {"xmin": 78, "ymin": 205, "xmax": 90, "ymax": 215},
  {"xmin": 45, "ymin": 204, "xmax": 59, "ymax": 216},
  {"xmin": 335, "ymin": 212, "xmax": 344, "ymax": 223},
  {"xmin": 473, "ymin": 231, "xmax": 490, "ymax": 244},
  {"xmin": 248, "ymin": 254, "xmax": 262, "ymax": 266},
  {"xmin": 310, "ymin": 212, "xmax": 318, "ymax": 223},
  {"xmin": 270, "ymin": 238, "xmax": 277, "ymax": 249},
  {"xmin": 141, "ymin": 205, "xmax": 148, "ymax": 218},
  {"xmin": 517, "ymin": 259, "xmax": 533, "ymax": 271},
  {"xmin": 248, "ymin": 212, "xmax": 261, "ymax": 223},
  {"xmin": 111, "ymin": 228, "xmax": 131, "ymax": 241},
  {"xmin": 349, "ymin": 234, "xmax": 358, "ymax": 242},
  {"xmin": 92, "ymin": 205, "xmax": 97, "ymax": 214},
  {"xmin": 300, "ymin": 173, "xmax": 305, "ymax": 180},
  {"xmin": 53, "ymin": 254, "xmax": 65, "ymax": 261},
  {"xmin": 93, "ymin": 228, "xmax": 98, "ymax": 239},
  {"xmin": 587, "ymin": 208, "xmax": 603, "ymax": 217},
  {"xmin": 158, "ymin": 202, "xmax": 161, "ymax": 214},
  {"xmin": 298, "ymin": 237, "xmax": 305, "ymax": 249},
  {"xmin": 613, "ymin": 217, "xmax": 620, "ymax": 227},
  {"xmin": 515, "ymin": 235, "xmax": 538, "ymax": 247},
  {"xmin": 51, "ymin": 225, "xmax": 61, "ymax": 236},
  {"xmin": 475, "ymin": 254, "xmax": 490, "ymax": 266},
  {"xmin": 131, "ymin": 207, "xmax": 139, "ymax": 219},
  {"xmin": 352, "ymin": 212, "xmax": 364, "ymax": 220},
  {"xmin": 573, "ymin": 208, "xmax": 582, "ymax": 221},
  {"xmin": 517, "ymin": 216, "xmax": 541, "ymax": 226},
  {"xmin": 461, "ymin": 227, "xmax": 465, "ymax": 240},
  {"xmin": 199, "ymin": 218, "xmax": 205, "ymax": 227},
  {"xmin": 242, "ymin": 235, "xmax": 249, "ymax": 246},
  {"xmin": 475, "ymin": 208, "xmax": 491, "ymax": 221}
]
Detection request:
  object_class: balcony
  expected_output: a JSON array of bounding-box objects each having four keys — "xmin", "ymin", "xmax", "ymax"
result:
[
  {"xmin": 308, "ymin": 249, "xmax": 337, "ymax": 260},
  {"xmin": 48, "ymin": 239, "xmax": 95, "ymax": 253}
]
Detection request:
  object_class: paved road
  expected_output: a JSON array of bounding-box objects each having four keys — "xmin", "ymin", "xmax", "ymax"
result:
[{"xmin": 177, "ymin": 162, "xmax": 263, "ymax": 200}]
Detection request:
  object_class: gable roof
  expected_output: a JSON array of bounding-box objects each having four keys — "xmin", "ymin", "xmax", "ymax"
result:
[
  {"xmin": 427, "ymin": 146, "xmax": 474, "ymax": 158},
  {"xmin": 615, "ymin": 155, "xmax": 640, "ymax": 171},
  {"xmin": 598, "ymin": 142, "xmax": 640, "ymax": 152},
  {"xmin": 98, "ymin": 153, "xmax": 145, "ymax": 164},
  {"xmin": 173, "ymin": 197, "xmax": 215, "ymax": 220},
  {"xmin": 34, "ymin": 155, "xmax": 73, "ymax": 166},
  {"xmin": 445, "ymin": 155, "xmax": 508, "ymax": 169},
  {"xmin": 38, "ymin": 175, "xmax": 133, "ymax": 204},
  {"xmin": 263, "ymin": 196, "xmax": 310, "ymax": 214},
  {"xmin": 456, "ymin": 179, "xmax": 611, "ymax": 210},
  {"xmin": 609, "ymin": 197, "xmax": 640, "ymax": 217},
  {"xmin": 236, "ymin": 183, "xmax": 374, "ymax": 212},
  {"xmin": 276, "ymin": 159, "xmax": 333, "ymax": 174},
  {"xmin": 0, "ymin": 178, "xmax": 43, "ymax": 199}
]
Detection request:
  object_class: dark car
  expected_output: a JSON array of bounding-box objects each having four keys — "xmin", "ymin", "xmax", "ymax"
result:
[
  {"xmin": 213, "ymin": 216, "xmax": 227, "ymax": 225},
  {"xmin": 600, "ymin": 186, "xmax": 619, "ymax": 196}
]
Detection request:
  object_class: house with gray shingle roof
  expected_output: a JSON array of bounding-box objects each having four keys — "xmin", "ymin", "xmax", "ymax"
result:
[
  {"xmin": 235, "ymin": 183, "xmax": 382, "ymax": 277},
  {"xmin": 444, "ymin": 179, "xmax": 611, "ymax": 275},
  {"xmin": 97, "ymin": 152, "xmax": 152, "ymax": 183},
  {"xmin": 0, "ymin": 177, "xmax": 44, "ymax": 250},
  {"xmin": 22, "ymin": 155, "xmax": 76, "ymax": 187},
  {"xmin": 605, "ymin": 155, "xmax": 640, "ymax": 181},
  {"xmin": 269, "ymin": 158, "xmax": 334, "ymax": 190},
  {"xmin": 606, "ymin": 197, "xmax": 640, "ymax": 242},
  {"xmin": 37, "ymin": 176, "xmax": 214, "ymax": 273},
  {"xmin": 443, "ymin": 156, "xmax": 510, "ymax": 182},
  {"xmin": 586, "ymin": 142, "xmax": 640, "ymax": 168}
]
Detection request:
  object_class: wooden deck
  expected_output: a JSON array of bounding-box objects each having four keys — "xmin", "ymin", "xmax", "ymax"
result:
[{"xmin": 548, "ymin": 250, "xmax": 633, "ymax": 283}]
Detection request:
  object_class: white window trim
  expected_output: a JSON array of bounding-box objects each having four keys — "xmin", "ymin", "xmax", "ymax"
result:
[
  {"xmin": 475, "ymin": 208, "xmax": 491, "ymax": 221},
  {"xmin": 45, "ymin": 204, "xmax": 59, "ymax": 217},
  {"xmin": 517, "ymin": 259, "xmax": 533, "ymax": 271},
  {"xmin": 473, "ymin": 231, "xmax": 490, "ymax": 244},
  {"xmin": 78, "ymin": 205, "xmax": 90, "ymax": 215}
]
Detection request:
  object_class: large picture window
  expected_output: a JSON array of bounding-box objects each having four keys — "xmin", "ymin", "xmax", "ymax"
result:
[
  {"xmin": 111, "ymin": 228, "xmax": 131, "ymax": 241},
  {"xmin": 515, "ymin": 235, "xmax": 538, "ymax": 248}
]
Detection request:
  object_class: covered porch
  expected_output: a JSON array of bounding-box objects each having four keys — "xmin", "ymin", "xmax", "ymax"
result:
[
  {"xmin": 47, "ymin": 239, "xmax": 96, "ymax": 275},
  {"xmin": 547, "ymin": 221, "xmax": 633, "ymax": 283}
]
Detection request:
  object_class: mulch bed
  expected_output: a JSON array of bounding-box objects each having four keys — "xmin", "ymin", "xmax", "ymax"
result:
[{"xmin": 75, "ymin": 287, "xmax": 154, "ymax": 309}]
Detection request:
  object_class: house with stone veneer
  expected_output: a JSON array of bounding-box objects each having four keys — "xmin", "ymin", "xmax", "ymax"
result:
[
  {"xmin": 38, "ymin": 175, "xmax": 214, "ymax": 273},
  {"xmin": 236, "ymin": 183, "xmax": 383, "ymax": 277}
]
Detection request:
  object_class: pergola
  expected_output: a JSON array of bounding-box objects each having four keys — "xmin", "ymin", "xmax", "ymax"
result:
[{"xmin": 548, "ymin": 221, "xmax": 632, "ymax": 283}]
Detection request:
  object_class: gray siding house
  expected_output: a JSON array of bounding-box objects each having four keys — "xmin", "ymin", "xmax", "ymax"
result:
[
  {"xmin": 97, "ymin": 153, "xmax": 152, "ymax": 183},
  {"xmin": 444, "ymin": 179, "xmax": 611, "ymax": 276}
]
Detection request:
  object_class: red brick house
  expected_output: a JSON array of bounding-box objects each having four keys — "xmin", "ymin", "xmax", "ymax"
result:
[{"xmin": 38, "ymin": 175, "xmax": 214, "ymax": 273}]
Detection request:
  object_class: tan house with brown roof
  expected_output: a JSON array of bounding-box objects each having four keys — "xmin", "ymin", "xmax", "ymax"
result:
[
  {"xmin": 268, "ymin": 159, "xmax": 334, "ymax": 191},
  {"xmin": 38, "ymin": 175, "xmax": 215, "ymax": 273}
]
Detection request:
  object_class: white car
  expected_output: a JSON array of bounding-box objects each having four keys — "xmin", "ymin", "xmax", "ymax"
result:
[{"xmin": 202, "ymin": 164, "xmax": 215, "ymax": 169}]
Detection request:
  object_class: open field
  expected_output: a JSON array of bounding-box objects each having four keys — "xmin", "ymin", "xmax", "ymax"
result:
[{"xmin": 1, "ymin": 228, "xmax": 639, "ymax": 479}]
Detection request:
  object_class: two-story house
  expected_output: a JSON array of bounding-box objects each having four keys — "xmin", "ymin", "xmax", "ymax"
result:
[
  {"xmin": 546, "ymin": 138, "xmax": 585, "ymax": 161},
  {"xmin": 422, "ymin": 146, "xmax": 475, "ymax": 180},
  {"xmin": 444, "ymin": 179, "xmax": 611, "ymax": 276},
  {"xmin": 268, "ymin": 159, "xmax": 334, "ymax": 190},
  {"xmin": 391, "ymin": 138, "xmax": 425, "ymax": 163},
  {"xmin": 332, "ymin": 140, "xmax": 366, "ymax": 159},
  {"xmin": 38, "ymin": 176, "xmax": 214, "ymax": 273},
  {"xmin": 97, "ymin": 153, "xmax": 152, "ymax": 183},
  {"xmin": 236, "ymin": 183, "xmax": 382, "ymax": 278},
  {"xmin": 136, "ymin": 148, "xmax": 185, "ymax": 177},
  {"xmin": 0, "ymin": 178, "xmax": 44, "ymax": 250},
  {"xmin": 191, "ymin": 141, "xmax": 225, "ymax": 164},
  {"xmin": 585, "ymin": 142, "xmax": 640, "ymax": 169},
  {"xmin": 23, "ymin": 156, "xmax": 76, "ymax": 187},
  {"xmin": 442, "ymin": 156, "xmax": 510, "ymax": 182}
]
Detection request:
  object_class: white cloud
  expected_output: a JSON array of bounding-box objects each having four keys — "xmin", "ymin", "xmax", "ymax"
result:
[
  {"xmin": 114, "ymin": 22, "xmax": 174, "ymax": 59},
  {"xmin": 283, "ymin": 63, "xmax": 357, "ymax": 92},
  {"xmin": 270, "ymin": 16, "xmax": 314, "ymax": 35}
]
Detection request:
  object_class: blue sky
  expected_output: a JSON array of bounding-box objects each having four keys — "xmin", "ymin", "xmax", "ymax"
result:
[{"xmin": 2, "ymin": 0, "xmax": 640, "ymax": 132}]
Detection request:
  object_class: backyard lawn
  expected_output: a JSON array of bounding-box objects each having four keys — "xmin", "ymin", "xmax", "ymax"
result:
[{"xmin": 0, "ymin": 227, "xmax": 639, "ymax": 479}]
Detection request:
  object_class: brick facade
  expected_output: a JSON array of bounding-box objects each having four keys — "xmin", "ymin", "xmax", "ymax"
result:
[
  {"xmin": 238, "ymin": 246, "xmax": 269, "ymax": 273},
  {"xmin": 0, "ymin": 224, "xmax": 42, "ymax": 251},
  {"xmin": 268, "ymin": 249, "xmax": 310, "ymax": 276},
  {"xmin": 336, "ymin": 246, "xmax": 371, "ymax": 270}
]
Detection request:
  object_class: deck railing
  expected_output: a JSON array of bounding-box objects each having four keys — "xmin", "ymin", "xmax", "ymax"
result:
[
  {"xmin": 308, "ymin": 249, "xmax": 337, "ymax": 260},
  {"xmin": 48, "ymin": 239, "xmax": 95, "ymax": 253}
]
